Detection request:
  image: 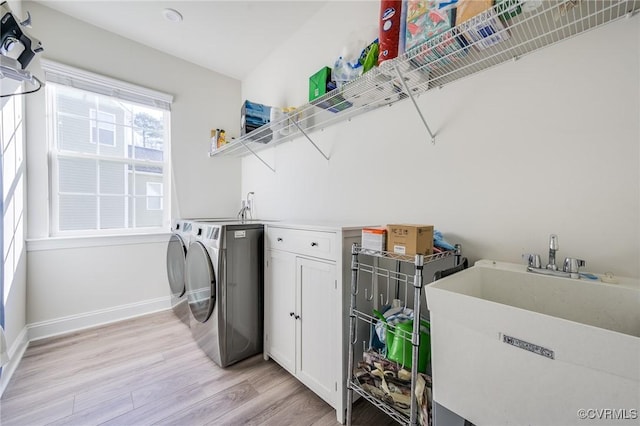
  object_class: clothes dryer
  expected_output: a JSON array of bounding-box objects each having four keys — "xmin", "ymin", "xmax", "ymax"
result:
[
  {"xmin": 185, "ymin": 222, "xmax": 264, "ymax": 367},
  {"xmin": 166, "ymin": 219, "xmax": 195, "ymax": 326}
]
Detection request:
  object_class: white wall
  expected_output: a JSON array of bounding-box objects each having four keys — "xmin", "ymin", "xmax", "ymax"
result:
[
  {"xmin": 240, "ymin": 3, "xmax": 640, "ymax": 279},
  {"xmin": 26, "ymin": 239, "xmax": 168, "ymax": 338},
  {"xmin": 23, "ymin": 2, "xmax": 242, "ymax": 331}
]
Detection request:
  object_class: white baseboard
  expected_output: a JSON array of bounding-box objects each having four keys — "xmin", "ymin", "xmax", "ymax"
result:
[
  {"xmin": 0, "ymin": 326, "xmax": 29, "ymax": 397},
  {"xmin": 28, "ymin": 296, "xmax": 172, "ymax": 342}
]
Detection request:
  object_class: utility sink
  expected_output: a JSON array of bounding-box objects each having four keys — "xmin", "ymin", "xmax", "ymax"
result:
[{"xmin": 425, "ymin": 260, "xmax": 640, "ymax": 426}]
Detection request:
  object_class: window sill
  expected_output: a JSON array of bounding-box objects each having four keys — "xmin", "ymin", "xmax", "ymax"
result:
[{"xmin": 26, "ymin": 232, "xmax": 172, "ymax": 252}]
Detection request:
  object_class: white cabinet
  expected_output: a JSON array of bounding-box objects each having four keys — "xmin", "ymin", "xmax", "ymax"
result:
[
  {"xmin": 264, "ymin": 249, "xmax": 296, "ymax": 373},
  {"xmin": 264, "ymin": 223, "xmax": 362, "ymax": 423},
  {"xmin": 296, "ymin": 257, "xmax": 337, "ymax": 403}
]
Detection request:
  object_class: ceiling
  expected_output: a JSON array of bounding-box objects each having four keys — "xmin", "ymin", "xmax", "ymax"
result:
[{"xmin": 34, "ymin": 1, "xmax": 328, "ymax": 80}]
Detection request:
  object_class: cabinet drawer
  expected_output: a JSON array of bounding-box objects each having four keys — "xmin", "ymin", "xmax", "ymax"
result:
[{"xmin": 266, "ymin": 227, "xmax": 337, "ymax": 260}]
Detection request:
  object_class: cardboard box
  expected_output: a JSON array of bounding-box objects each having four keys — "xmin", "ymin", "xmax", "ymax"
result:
[
  {"xmin": 241, "ymin": 100, "xmax": 271, "ymax": 136},
  {"xmin": 362, "ymin": 227, "xmax": 387, "ymax": 252},
  {"xmin": 309, "ymin": 66, "xmax": 332, "ymax": 102},
  {"xmin": 386, "ymin": 224, "xmax": 434, "ymax": 256},
  {"xmin": 455, "ymin": 0, "xmax": 492, "ymax": 25}
]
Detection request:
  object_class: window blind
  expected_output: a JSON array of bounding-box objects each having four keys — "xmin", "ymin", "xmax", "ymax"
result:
[{"xmin": 41, "ymin": 59, "xmax": 173, "ymax": 111}]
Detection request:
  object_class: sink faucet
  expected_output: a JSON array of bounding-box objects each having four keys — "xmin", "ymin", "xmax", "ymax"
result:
[
  {"xmin": 547, "ymin": 234, "xmax": 559, "ymax": 271},
  {"xmin": 237, "ymin": 191, "xmax": 254, "ymax": 223},
  {"xmin": 524, "ymin": 234, "xmax": 586, "ymax": 279}
]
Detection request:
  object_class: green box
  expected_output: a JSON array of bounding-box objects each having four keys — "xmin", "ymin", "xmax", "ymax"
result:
[
  {"xmin": 309, "ymin": 66, "xmax": 332, "ymax": 102},
  {"xmin": 495, "ymin": 0, "xmax": 522, "ymax": 21}
]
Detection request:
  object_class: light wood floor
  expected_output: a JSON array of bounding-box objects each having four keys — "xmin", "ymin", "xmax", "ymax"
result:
[{"xmin": 0, "ymin": 310, "xmax": 395, "ymax": 425}]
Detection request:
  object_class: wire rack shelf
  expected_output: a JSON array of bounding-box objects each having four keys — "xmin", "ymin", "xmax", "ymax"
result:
[
  {"xmin": 350, "ymin": 309, "xmax": 420, "ymax": 352},
  {"xmin": 350, "ymin": 380, "xmax": 411, "ymax": 425},
  {"xmin": 346, "ymin": 244, "xmax": 462, "ymax": 425},
  {"xmin": 210, "ymin": 0, "xmax": 638, "ymax": 163},
  {"xmin": 355, "ymin": 246, "xmax": 455, "ymax": 264}
]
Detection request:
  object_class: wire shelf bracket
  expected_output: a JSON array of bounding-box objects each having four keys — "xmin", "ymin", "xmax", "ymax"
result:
[
  {"xmin": 238, "ymin": 138, "xmax": 276, "ymax": 173},
  {"xmin": 393, "ymin": 63, "xmax": 436, "ymax": 145},
  {"xmin": 290, "ymin": 117, "xmax": 330, "ymax": 161}
]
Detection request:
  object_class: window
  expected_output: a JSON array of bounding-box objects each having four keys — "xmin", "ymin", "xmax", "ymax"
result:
[
  {"xmin": 89, "ymin": 109, "xmax": 116, "ymax": 146},
  {"xmin": 146, "ymin": 182, "xmax": 163, "ymax": 211},
  {"xmin": 42, "ymin": 60, "xmax": 173, "ymax": 235}
]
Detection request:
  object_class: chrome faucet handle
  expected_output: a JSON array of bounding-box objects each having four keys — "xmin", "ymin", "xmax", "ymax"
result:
[
  {"xmin": 522, "ymin": 253, "xmax": 541, "ymax": 269},
  {"xmin": 563, "ymin": 257, "xmax": 585, "ymax": 278},
  {"xmin": 563, "ymin": 257, "xmax": 585, "ymax": 272}
]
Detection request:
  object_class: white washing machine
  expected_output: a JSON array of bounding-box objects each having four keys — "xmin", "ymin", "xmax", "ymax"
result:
[{"xmin": 184, "ymin": 221, "xmax": 264, "ymax": 367}]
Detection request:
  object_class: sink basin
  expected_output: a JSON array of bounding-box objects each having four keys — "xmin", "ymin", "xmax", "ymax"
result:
[{"xmin": 425, "ymin": 260, "xmax": 640, "ymax": 425}]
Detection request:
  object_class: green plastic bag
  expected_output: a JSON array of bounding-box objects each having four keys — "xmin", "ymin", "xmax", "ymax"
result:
[{"xmin": 359, "ymin": 39, "xmax": 379, "ymax": 73}]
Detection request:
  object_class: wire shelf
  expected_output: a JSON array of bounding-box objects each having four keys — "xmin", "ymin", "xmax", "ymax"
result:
[
  {"xmin": 355, "ymin": 245, "xmax": 455, "ymax": 264},
  {"xmin": 356, "ymin": 262, "xmax": 413, "ymax": 284},
  {"xmin": 350, "ymin": 380, "xmax": 410, "ymax": 425},
  {"xmin": 351, "ymin": 309, "xmax": 422, "ymax": 347},
  {"xmin": 348, "ymin": 243, "xmax": 446, "ymax": 425},
  {"xmin": 352, "ymin": 308, "xmax": 415, "ymax": 329},
  {"xmin": 210, "ymin": 0, "xmax": 638, "ymax": 160}
]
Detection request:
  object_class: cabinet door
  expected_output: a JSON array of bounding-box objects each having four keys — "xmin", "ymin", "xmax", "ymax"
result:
[
  {"xmin": 296, "ymin": 257, "xmax": 337, "ymax": 405},
  {"xmin": 264, "ymin": 249, "xmax": 296, "ymax": 374}
]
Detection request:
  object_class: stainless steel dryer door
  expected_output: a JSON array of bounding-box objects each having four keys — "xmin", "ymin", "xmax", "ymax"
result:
[
  {"xmin": 166, "ymin": 234, "xmax": 187, "ymax": 298},
  {"xmin": 185, "ymin": 241, "xmax": 216, "ymax": 323}
]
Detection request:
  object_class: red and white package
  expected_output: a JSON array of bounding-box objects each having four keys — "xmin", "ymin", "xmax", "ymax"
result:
[{"xmin": 378, "ymin": 0, "xmax": 403, "ymax": 63}]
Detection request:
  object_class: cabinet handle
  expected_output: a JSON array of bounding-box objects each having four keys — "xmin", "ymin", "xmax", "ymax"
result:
[
  {"xmin": 310, "ymin": 242, "xmax": 318, "ymax": 247},
  {"xmin": 289, "ymin": 312, "xmax": 295, "ymax": 317},
  {"xmin": 277, "ymin": 238, "xmax": 283, "ymax": 242},
  {"xmin": 294, "ymin": 314, "xmax": 301, "ymax": 320}
]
